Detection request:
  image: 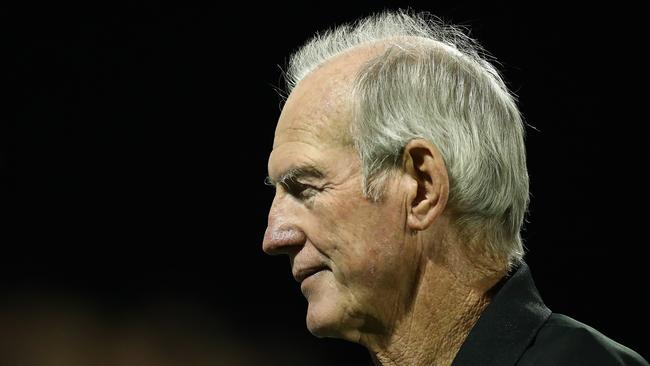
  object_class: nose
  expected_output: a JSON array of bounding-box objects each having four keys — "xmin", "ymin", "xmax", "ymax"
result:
[{"xmin": 262, "ymin": 199, "xmax": 307, "ymax": 256}]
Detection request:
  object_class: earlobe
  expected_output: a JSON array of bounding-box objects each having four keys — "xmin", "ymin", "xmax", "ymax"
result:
[{"xmin": 403, "ymin": 139, "xmax": 449, "ymax": 231}]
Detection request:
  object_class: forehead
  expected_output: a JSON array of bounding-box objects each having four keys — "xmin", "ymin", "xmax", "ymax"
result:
[
  {"xmin": 270, "ymin": 41, "xmax": 419, "ymax": 182},
  {"xmin": 269, "ymin": 50, "xmax": 372, "ymax": 178},
  {"xmin": 276, "ymin": 40, "xmax": 398, "ymax": 146},
  {"xmin": 273, "ymin": 68, "xmax": 353, "ymax": 149},
  {"xmin": 268, "ymin": 86, "xmax": 352, "ymax": 180}
]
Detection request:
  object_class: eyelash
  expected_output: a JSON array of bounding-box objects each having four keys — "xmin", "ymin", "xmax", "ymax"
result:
[
  {"xmin": 264, "ymin": 176, "xmax": 322, "ymax": 200},
  {"xmin": 284, "ymin": 181, "xmax": 319, "ymax": 199}
]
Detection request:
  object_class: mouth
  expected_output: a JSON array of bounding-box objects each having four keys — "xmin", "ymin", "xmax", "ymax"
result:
[{"xmin": 293, "ymin": 266, "xmax": 328, "ymax": 283}]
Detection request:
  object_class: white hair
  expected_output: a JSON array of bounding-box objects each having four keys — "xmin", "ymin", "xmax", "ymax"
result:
[{"xmin": 283, "ymin": 10, "xmax": 529, "ymax": 269}]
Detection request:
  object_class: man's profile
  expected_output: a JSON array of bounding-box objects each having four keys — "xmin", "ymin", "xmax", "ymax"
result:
[{"xmin": 262, "ymin": 10, "xmax": 648, "ymax": 366}]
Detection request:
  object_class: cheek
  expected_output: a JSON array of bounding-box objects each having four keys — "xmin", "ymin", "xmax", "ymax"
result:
[
  {"xmin": 316, "ymin": 199, "xmax": 404, "ymax": 280},
  {"xmin": 304, "ymin": 173, "xmax": 406, "ymax": 262}
]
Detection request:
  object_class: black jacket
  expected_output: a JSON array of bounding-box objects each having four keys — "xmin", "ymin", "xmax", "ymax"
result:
[{"xmin": 451, "ymin": 262, "xmax": 648, "ymax": 366}]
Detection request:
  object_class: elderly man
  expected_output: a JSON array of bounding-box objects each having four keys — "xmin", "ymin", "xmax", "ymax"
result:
[{"xmin": 262, "ymin": 10, "xmax": 648, "ymax": 366}]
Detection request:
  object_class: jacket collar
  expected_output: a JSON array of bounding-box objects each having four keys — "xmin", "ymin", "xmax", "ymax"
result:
[{"xmin": 451, "ymin": 262, "xmax": 552, "ymax": 366}]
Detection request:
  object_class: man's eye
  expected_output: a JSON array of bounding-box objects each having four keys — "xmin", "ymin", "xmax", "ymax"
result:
[{"xmin": 283, "ymin": 180, "xmax": 318, "ymax": 199}]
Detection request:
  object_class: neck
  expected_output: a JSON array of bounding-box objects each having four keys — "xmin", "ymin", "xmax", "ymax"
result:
[{"xmin": 364, "ymin": 261, "xmax": 499, "ymax": 366}]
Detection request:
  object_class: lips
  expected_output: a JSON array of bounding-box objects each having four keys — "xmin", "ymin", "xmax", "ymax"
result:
[{"xmin": 293, "ymin": 265, "xmax": 328, "ymax": 283}]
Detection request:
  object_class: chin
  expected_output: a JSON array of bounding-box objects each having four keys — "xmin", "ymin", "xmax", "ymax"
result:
[
  {"xmin": 301, "ymin": 271, "xmax": 366, "ymax": 341},
  {"xmin": 304, "ymin": 293, "xmax": 366, "ymax": 342},
  {"xmin": 303, "ymin": 281, "xmax": 351, "ymax": 339},
  {"xmin": 306, "ymin": 311, "xmax": 349, "ymax": 340},
  {"xmin": 304, "ymin": 292, "xmax": 344, "ymax": 338}
]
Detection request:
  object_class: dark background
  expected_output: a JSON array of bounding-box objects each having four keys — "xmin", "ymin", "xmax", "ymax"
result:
[{"xmin": 3, "ymin": 1, "xmax": 647, "ymax": 365}]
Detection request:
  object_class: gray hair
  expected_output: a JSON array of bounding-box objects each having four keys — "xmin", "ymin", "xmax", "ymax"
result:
[{"xmin": 283, "ymin": 10, "xmax": 529, "ymax": 269}]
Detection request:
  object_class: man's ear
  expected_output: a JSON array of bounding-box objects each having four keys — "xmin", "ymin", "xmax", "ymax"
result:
[{"xmin": 402, "ymin": 139, "xmax": 450, "ymax": 231}]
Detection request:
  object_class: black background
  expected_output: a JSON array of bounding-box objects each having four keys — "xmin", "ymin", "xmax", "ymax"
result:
[{"xmin": 3, "ymin": 1, "xmax": 648, "ymax": 364}]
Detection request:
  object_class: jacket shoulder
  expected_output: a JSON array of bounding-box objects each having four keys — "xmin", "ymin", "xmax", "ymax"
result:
[{"xmin": 516, "ymin": 313, "xmax": 648, "ymax": 366}]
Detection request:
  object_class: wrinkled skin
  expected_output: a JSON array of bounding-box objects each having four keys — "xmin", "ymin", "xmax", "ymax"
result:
[
  {"xmin": 263, "ymin": 45, "xmax": 421, "ymax": 341},
  {"xmin": 263, "ymin": 43, "xmax": 502, "ymax": 366}
]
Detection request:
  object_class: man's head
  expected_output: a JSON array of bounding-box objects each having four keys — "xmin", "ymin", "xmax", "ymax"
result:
[{"xmin": 263, "ymin": 10, "xmax": 528, "ymax": 343}]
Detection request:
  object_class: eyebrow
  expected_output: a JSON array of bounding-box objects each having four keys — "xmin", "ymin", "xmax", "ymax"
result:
[{"xmin": 265, "ymin": 165, "xmax": 325, "ymax": 187}]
